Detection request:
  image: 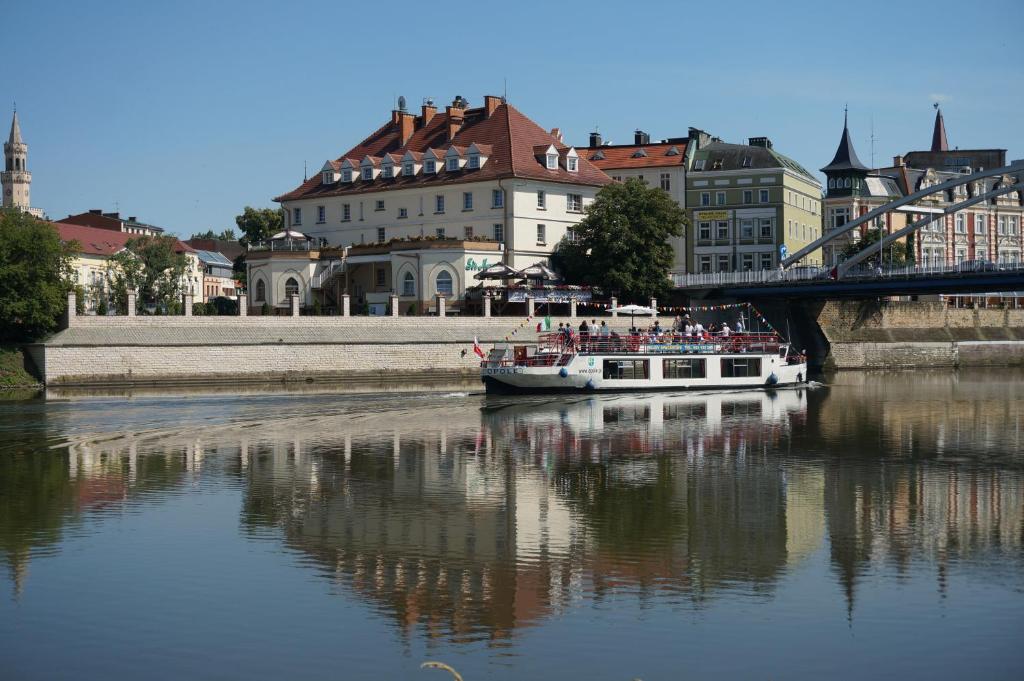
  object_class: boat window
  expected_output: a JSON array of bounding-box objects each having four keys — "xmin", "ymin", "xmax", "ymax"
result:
[
  {"xmin": 721, "ymin": 357, "xmax": 762, "ymax": 378},
  {"xmin": 663, "ymin": 358, "xmax": 706, "ymax": 379},
  {"xmin": 603, "ymin": 359, "xmax": 649, "ymax": 380}
]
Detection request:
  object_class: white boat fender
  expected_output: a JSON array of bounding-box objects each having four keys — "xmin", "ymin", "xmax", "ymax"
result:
[
  {"xmin": 585, "ymin": 379, "xmax": 596, "ymax": 390},
  {"xmin": 766, "ymin": 372, "xmax": 779, "ymax": 386}
]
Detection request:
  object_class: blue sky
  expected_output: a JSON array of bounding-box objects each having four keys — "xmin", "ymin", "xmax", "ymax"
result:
[{"xmin": 8, "ymin": 0, "xmax": 1023, "ymax": 237}]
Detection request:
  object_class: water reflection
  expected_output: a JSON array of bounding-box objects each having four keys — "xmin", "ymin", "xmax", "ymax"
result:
[{"xmin": 2, "ymin": 372, "xmax": 1023, "ymax": 650}]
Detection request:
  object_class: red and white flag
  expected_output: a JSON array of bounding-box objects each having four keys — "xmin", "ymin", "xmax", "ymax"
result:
[{"xmin": 473, "ymin": 336, "xmax": 486, "ymax": 359}]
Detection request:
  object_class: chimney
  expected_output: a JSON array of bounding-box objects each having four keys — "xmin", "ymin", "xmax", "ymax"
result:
[
  {"xmin": 748, "ymin": 137, "xmax": 772, "ymax": 149},
  {"xmin": 550, "ymin": 128, "xmax": 563, "ymax": 144},
  {"xmin": 446, "ymin": 105, "xmax": 465, "ymax": 142},
  {"xmin": 128, "ymin": 216, "xmax": 137, "ymax": 223},
  {"xmin": 634, "ymin": 129, "xmax": 650, "ymax": 145},
  {"xmin": 893, "ymin": 155, "xmax": 904, "ymax": 167},
  {"xmin": 589, "ymin": 131, "xmax": 602, "ymax": 147},
  {"xmin": 484, "ymin": 95, "xmax": 502, "ymax": 118},
  {"xmin": 398, "ymin": 111, "xmax": 415, "ymax": 145},
  {"xmin": 421, "ymin": 99, "xmax": 437, "ymax": 126},
  {"xmin": 89, "ymin": 208, "xmax": 102, "ymax": 214}
]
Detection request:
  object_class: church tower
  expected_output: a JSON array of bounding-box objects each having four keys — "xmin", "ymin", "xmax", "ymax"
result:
[
  {"xmin": 2, "ymin": 109, "xmax": 32, "ymax": 211},
  {"xmin": 820, "ymin": 109, "xmax": 869, "ymax": 198}
]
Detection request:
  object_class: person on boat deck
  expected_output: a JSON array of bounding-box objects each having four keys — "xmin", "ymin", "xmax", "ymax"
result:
[
  {"xmin": 720, "ymin": 322, "xmax": 731, "ymax": 337},
  {"xmin": 735, "ymin": 316, "xmax": 745, "ymax": 333},
  {"xmin": 693, "ymin": 321, "xmax": 705, "ymax": 337},
  {"xmin": 600, "ymin": 320, "xmax": 610, "ymax": 337},
  {"xmin": 652, "ymin": 320, "xmax": 663, "ymax": 336}
]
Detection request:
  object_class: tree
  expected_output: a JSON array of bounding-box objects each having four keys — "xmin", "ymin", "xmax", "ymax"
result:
[
  {"xmin": 190, "ymin": 228, "xmax": 237, "ymax": 241},
  {"xmin": 107, "ymin": 235, "xmax": 188, "ymax": 313},
  {"xmin": 0, "ymin": 209, "xmax": 76, "ymax": 341},
  {"xmin": 839, "ymin": 229, "xmax": 908, "ymax": 268},
  {"xmin": 235, "ymin": 206, "xmax": 284, "ymax": 247},
  {"xmin": 551, "ymin": 178, "xmax": 686, "ymax": 302}
]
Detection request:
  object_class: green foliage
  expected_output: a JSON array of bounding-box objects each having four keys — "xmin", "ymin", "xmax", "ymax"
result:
[
  {"xmin": 107, "ymin": 235, "xmax": 188, "ymax": 313},
  {"xmin": 312, "ymin": 297, "xmax": 322, "ymax": 316},
  {"xmin": 96, "ymin": 294, "xmax": 108, "ymax": 317},
  {"xmin": 209, "ymin": 296, "xmax": 238, "ymax": 316},
  {"xmin": 406, "ymin": 302, "xmax": 418, "ymax": 316},
  {"xmin": 551, "ymin": 179, "xmax": 686, "ymax": 303},
  {"xmin": 0, "ymin": 345, "xmax": 40, "ymax": 387},
  {"xmin": 260, "ymin": 302, "xmax": 270, "ymax": 316},
  {"xmin": 73, "ymin": 285, "xmax": 86, "ymax": 315},
  {"xmin": 0, "ymin": 209, "xmax": 76, "ymax": 341},
  {"xmin": 839, "ymin": 229, "xmax": 908, "ymax": 267},
  {"xmin": 235, "ymin": 206, "xmax": 284, "ymax": 247},
  {"xmin": 190, "ymin": 228, "xmax": 237, "ymax": 241},
  {"xmin": 191, "ymin": 301, "xmax": 206, "ymax": 316}
]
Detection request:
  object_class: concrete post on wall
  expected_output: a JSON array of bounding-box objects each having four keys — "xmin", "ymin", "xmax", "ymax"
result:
[
  {"xmin": 610, "ymin": 296, "xmax": 618, "ymax": 317},
  {"xmin": 341, "ymin": 294, "xmax": 350, "ymax": 317},
  {"xmin": 183, "ymin": 293, "xmax": 194, "ymax": 317},
  {"xmin": 238, "ymin": 294, "xmax": 247, "ymax": 316},
  {"xmin": 650, "ymin": 298, "xmax": 658, "ymax": 318},
  {"xmin": 436, "ymin": 294, "xmax": 446, "ymax": 318},
  {"xmin": 569, "ymin": 298, "xmax": 578, "ymax": 319},
  {"xmin": 483, "ymin": 294, "xmax": 492, "ymax": 318},
  {"xmin": 389, "ymin": 294, "xmax": 399, "ymax": 317},
  {"xmin": 126, "ymin": 289, "xmax": 137, "ymax": 317},
  {"xmin": 67, "ymin": 290, "xmax": 77, "ymax": 327},
  {"xmin": 526, "ymin": 295, "xmax": 535, "ymax": 317},
  {"xmin": 290, "ymin": 294, "xmax": 300, "ymax": 317}
]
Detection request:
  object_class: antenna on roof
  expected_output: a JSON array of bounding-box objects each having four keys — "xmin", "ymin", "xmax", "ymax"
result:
[
  {"xmin": 303, "ymin": 160, "xmax": 307, "ymax": 181},
  {"xmin": 503, "ymin": 77, "xmax": 507, "ymax": 103}
]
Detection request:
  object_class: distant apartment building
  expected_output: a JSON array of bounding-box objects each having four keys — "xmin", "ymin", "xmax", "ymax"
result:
[
  {"xmin": 579, "ymin": 128, "xmax": 693, "ymax": 276},
  {"xmin": 61, "ymin": 209, "xmax": 165, "ymax": 236},
  {"xmin": 261, "ymin": 94, "xmax": 610, "ymax": 313},
  {"xmin": 686, "ymin": 137, "xmax": 823, "ymax": 273}
]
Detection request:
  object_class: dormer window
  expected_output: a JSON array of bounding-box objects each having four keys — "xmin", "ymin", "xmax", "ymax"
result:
[
  {"xmin": 425, "ymin": 160, "xmax": 436, "ymax": 174},
  {"xmin": 382, "ymin": 165, "xmax": 393, "ymax": 179},
  {"xmin": 567, "ymin": 157, "xmax": 578, "ymax": 172},
  {"xmin": 362, "ymin": 167, "xmax": 372, "ymax": 181},
  {"xmin": 693, "ymin": 159, "xmax": 706, "ymax": 171},
  {"xmin": 446, "ymin": 157, "xmax": 459, "ymax": 172},
  {"xmin": 546, "ymin": 153, "xmax": 558, "ymax": 170},
  {"xmin": 322, "ymin": 172, "xmax": 333, "ymax": 185},
  {"xmin": 403, "ymin": 162, "xmax": 414, "ymax": 176},
  {"xmin": 468, "ymin": 154, "xmax": 479, "ymax": 169},
  {"xmin": 741, "ymin": 156, "xmax": 752, "ymax": 168},
  {"xmin": 342, "ymin": 170, "xmax": 352, "ymax": 182}
]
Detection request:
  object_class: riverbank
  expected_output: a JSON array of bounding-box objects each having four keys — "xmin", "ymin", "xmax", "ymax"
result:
[{"xmin": 0, "ymin": 345, "xmax": 42, "ymax": 390}]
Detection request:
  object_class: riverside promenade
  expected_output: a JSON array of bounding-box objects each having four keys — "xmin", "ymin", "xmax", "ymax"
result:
[{"xmin": 25, "ymin": 293, "xmax": 1024, "ymax": 387}]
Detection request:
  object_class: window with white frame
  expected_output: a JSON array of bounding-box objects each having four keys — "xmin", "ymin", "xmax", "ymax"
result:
[
  {"xmin": 362, "ymin": 167, "xmax": 373, "ymax": 181},
  {"xmin": 694, "ymin": 159, "xmax": 706, "ymax": 171},
  {"xmin": 537, "ymin": 190, "xmax": 546, "ymax": 209},
  {"xmin": 464, "ymin": 226, "xmax": 473, "ymax": 239},
  {"xmin": 342, "ymin": 170, "xmax": 352, "ymax": 182},
  {"xmin": 435, "ymin": 270, "xmax": 453, "ymax": 296},
  {"xmin": 322, "ymin": 171, "xmax": 333, "ymax": 184},
  {"xmin": 1010, "ymin": 216, "xmax": 1019, "ymax": 235},
  {"xmin": 446, "ymin": 157, "xmax": 459, "ymax": 172},
  {"xmin": 317, "ymin": 206, "xmax": 326, "ymax": 224},
  {"xmin": 955, "ymin": 213, "xmax": 966, "ymax": 233},
  {"xmin": 567, "ymin": 193, "xmax": 582, "ymax": 212},
  {"xmin": 567, "ymin": 156, "xmax": 578, "ymax": 172},
  {"xmin": 831, "ymin": 207, "xmax": 849, "ymax": 230},
  {"xmin": 660, "ymin": 173, "xmax": 670, "ymax": 191},
  {"xmin": 375, "ymin": 200, "xmax": 385, "ymax": 211},
  {"xmin": 435, "ymin": 195, "xmax": 445, "ymax": 213},
  {"xmin": 492, "ymin": 189, "xmax": 503, "ymax": 208},
  {"xmin": 537, "ymin": 223, "xmax": 546, "ymax": 244},
  {"xmin": 566, "ymin": 227, "xmax": 577, "ymax": 243},
  {"xmin": 403, "ymin": 162, "xmax": 414, "ymax": 176},
  {"xmin": 546, "ymin": 153, "xmax": 558, "ymax": 170},
  {"xmin": 382, "ymin": 165, "xmax": 393, "ymax": 179},
  {"xmin": 402, "ymin": 272, "xmax": 415, "ymax": 296},
  {"xmin": 718, "ymin": 254, "xmax": 731, "ymax": 272},
  {"xmin": 741, "ymin": 254, "xmax": 753, "ymax": 270},
  {"xmin": 436, "ymin": 227, "xmax": 445, "ymax": 238},
  {"xmin": 698, "ymin": 222, "xmax": 711, "ymax": 240},
  {"xmin": 716, "ymin": 191, "xmax": 726, "ymax": 206},
  {"xmin": 285, "ymin": 277, "xmax": 299, "ymax": 298},
  {"xmin": 716, "ymin": 221, "xmax": 729, "ymax": 239},
  {"xmin": 699, "ymin": 255, "xmax": 711, "ymax": 272},
  {"xmin": 293, "ymin": 208, "xmax": 302, "ymax": 225},
  {"xmin": 494, "ymin": 223, "xmax": 504, "ymax": 242},
  {"xmin": 377, "ymin": 227, "xmax": 385, "ymax": 242},
  {"xmin": 743, "ymin": 189, "xmax": 752, "ymax": 204},
  {"xmin": 463, "ymin": 192, "xmax": 473, "ymax": 210},
  {"xmin": 999, "ymin": 215, "xmax": 1007, "ymax": 234},
  {"xmin": 342, "ymin": 204, "xmax": 351, "ymax": 221},
  {"xmin": 700, "ymin": 192, "xmax": 711, "ymax": 206},
  {"xmin": 759, "ymin": 189, "xmax": 769, "ymax": 203},
  {"xmin": 760, "ymin": 253, "xmax": 773, "ymax": 270},
  {"xmin": 468, "ymin": 154, "xmax": 479, "ymax": 169},
  {"xmin": 974, "ymin": 213, "xmax": 986, "ymax": 234},
  {"xmin": 740, "ymin": 219, "xmax": 754, "ymax": 238},
  {"xmin": 759, "ymin": 218, "xmax": 773, "ymax": 238},
  {"xmin": 398, "ymin": 207, "xmax": 407, "ymax": 219},
  {"xmin": 425, "ymin": 160, "xmax": 436, "ymax": 174}
]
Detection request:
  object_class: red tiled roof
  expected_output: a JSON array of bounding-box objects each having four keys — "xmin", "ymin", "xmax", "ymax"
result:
[
  {"xmin": 580, "ymin": 141, "xmax": 689, "ymax": 170},
  {"xmin": 274, "ymin": 102, "xmax": 611, "ymax": 202},
  {"xmin": 54, "ymin": 221, "xmax": 195, "ymax": 257}
]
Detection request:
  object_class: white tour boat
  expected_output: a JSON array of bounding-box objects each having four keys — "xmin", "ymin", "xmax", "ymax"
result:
[{"xmin": 480, "ymin": 330, "xmax": 807, "ymax": 394}]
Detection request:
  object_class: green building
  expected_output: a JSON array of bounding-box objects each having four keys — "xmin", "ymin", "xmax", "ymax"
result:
[{"xmin": 685, "ymin": 136, "xmax": 823, "ymax": 273}]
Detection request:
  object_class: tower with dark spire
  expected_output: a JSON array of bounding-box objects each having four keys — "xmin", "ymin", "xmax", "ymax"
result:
[
  {"xmin": 2, "ymin": 108, "xmax": 33, "ymax": 211},
  {"xmin": 930, "ymin": 103, "xmax": 948, "ymax": 152},
  {"xmin": 821, "ymin": 108, "xmax": 870, "ymax": 198}
]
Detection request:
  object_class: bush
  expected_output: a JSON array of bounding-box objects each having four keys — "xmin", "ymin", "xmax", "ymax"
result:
[{"xmin": 261, "ymin": 302, "xmax": 270, "ymax": 316}]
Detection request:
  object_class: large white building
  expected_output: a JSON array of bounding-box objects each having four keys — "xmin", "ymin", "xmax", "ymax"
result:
[{"xmin": 253, "ymin": 95, "xmax": 610, "ymax": 314}]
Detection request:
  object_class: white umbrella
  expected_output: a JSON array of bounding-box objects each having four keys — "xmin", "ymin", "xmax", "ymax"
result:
[{"xmin": 608, "ymin": 304, "xmax": 656, "ymax": 326}]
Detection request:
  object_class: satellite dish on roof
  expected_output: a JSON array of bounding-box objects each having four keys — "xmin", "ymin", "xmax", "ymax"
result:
[{"xmin": 398, "ymin": 95, "xmax": 406, "ymax": 112}]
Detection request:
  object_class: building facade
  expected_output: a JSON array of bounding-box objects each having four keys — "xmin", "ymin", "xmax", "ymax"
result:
[
  {"xmin": 261, "ymin": 95, "xmax": 610, "ymax": 313},
  {"xmin": 2, "ymin": 111, "xmax": 44, "ymax": 218},
  {"xmin": 686, "ymin": 137, "xmax": 823, "ymax": 273},
  {"xmin": 61, "ymin": 209, "xmax": 165, "ymax": 236},
  {"xmin": 579, "ymin": 128, "xmax": 694, "ymax": 276}
]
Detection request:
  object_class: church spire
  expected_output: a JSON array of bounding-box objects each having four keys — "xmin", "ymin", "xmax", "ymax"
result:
[
  {"xmin": 820, "ymin": 109, "xmax": 869, "ymax": 173},
  {"xmin": 930, "ymin": 103, "xmax": 948, "ymax": 152},
  {"xmin": 9, "ymin": 109, "xmax": 23, "ymax": 146}
]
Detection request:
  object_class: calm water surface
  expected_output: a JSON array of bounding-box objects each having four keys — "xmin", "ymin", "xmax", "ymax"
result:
[{"xmin": 1, "ymin": 371, "xmax": 1023, "ymax": 680}]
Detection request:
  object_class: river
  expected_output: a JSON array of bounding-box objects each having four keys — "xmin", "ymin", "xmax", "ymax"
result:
[{"xmin": 1, "ymin": 370, "xmax": 1022, "ymax": 680}]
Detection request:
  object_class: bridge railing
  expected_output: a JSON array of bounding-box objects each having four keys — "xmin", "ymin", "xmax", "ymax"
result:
[{"xmin": 673, "ymin": 260, "xmax": 1024, "ymax": 289}]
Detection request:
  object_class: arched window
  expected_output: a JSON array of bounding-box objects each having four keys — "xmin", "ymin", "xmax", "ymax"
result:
[
  {"xmin": 435, "ymin": 270, "xmax": 453, "ymax": 296},
  {"xmin": 828, "ymin": 178, "xmax": 835, "ymax": 189},
  {"xmin": 255, "ymin": 279, "xmax": 266, "ymax": 302},
  {"xmin": 285, "ymin": 277, "xmax": 299, "ymax": 298},
  {"xmin": 402, "ymin": 271, "xmax": 416, "ymax": 297},
  {"xmin": 844, "ymin": 177, "xmax": 851, "ymax": 188}
]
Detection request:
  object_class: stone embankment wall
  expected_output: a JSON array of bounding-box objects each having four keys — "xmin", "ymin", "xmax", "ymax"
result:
[
  {"xmin": 818, "ymin": 301, "xmax": 1024, "ymax": 370},
  {"xmin": 29, "ymin": 316, "xmax": 637, "ymax": 387}
]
